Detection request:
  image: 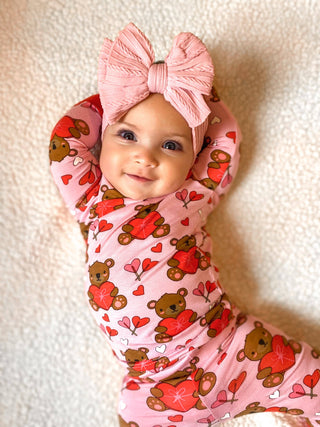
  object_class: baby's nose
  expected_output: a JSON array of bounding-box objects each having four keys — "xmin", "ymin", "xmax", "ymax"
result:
[{"xmin": 134, "ymin": 149, "xmax": 158, "ymax": 168}]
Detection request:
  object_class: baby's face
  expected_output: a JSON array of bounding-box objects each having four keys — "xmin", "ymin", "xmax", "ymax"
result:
[{"xmin": 100, "ymin": 94, "xmax": 194, "ymax": 200}]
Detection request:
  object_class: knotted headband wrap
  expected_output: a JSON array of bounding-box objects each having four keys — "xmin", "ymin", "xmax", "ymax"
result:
[{"xmin": 98, "ymin": 23, "xmax": 214, "ymax": 156}]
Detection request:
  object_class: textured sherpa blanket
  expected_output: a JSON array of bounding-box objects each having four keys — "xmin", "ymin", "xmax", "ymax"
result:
[{"xmin": 1, "ymin": 1, "xmax": 319, "ymax": 426}]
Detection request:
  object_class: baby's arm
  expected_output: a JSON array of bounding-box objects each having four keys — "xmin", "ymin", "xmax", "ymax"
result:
[
  {"xmin": 49, "ymin": 95, "xmax": 103, "ymax": 222},
  {"xmin": 192, "ymin": 92, "xmax": 241, "ymax": 198}
]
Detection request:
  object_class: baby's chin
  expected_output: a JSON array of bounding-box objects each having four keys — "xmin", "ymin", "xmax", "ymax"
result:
[{"xmin": 103, "ymin": 175, "xmax": 183, "ymax": 200}]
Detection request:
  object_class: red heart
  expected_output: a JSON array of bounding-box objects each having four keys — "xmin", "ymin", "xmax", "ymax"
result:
[
  {"xmin": 99, "ymin": 220, "xmax": 113, "ymax": 232},
  {"xmin": 157, "ymin": 381, "xmax": 198, "ymax": 412},
  {"xmin": 105, "ymin": 326, "xmax": 118, "ymax": 337},
  {"xmin": 142, "ymin": 258, "xmax": 158, "ymax": 271},
  {"xmin": 151, "ymin": 243, "xmax": 162, "ymax": 253},
  {"xmin": 126, "ymin": 380, "xmax": 140, "ymax": 390},
  {"xmin": 303, "ymin": 369, "xmax": 320, "ymax": 388},
  {"xmin": 79, "ymin": 170, "xmax": 95, "ymax": 185},
  {"xmin": 289, "ymin": 383, "xmax": 305, "ymax": 399},
  {"xmin": 95, "ymin": 244, "xmax": 101, "ymax": 253},
  {"xmin": 226, "ymin": 131, "xmax": 236, "ymax": 143},
  {"xmin": 218, "ymin": 352, "xmax": 227, "ymax": 365},
  {"xmin": 132, "ymin": 316, "xmax": 150, "ymax": 328},
  {"xmin": 133, "ymin": 285, "xmax": 144, "ymax": 296},
  {"xmin": 168, "ymin": 415, "xmax": 183, "ymax": 422},
  {"xmin": 205, "ymin": 281, "xmax": 217, "ymax": 293},
  {"xmin": 102, "ymin": 313, "xmax": 109, "ymax": 322},
  {"xmin": 228, "ymin": 371, "xmax": 247, "ymax": 393},
  {"xmin": 189, "ymin": 191, "xmax": 204, "ymax": 201},
  {"xmin": 89, "ymin": 282, "xmax": 114, "ymax": 310},
  {"xmin": 181, "ymin": 217, "xmax": 189, "ymax": 226},
  {"xmin": 260, "ymin": 335, "xmax": 295, "ymax": 372},
  {"xmin": 61, "ymin": 174, "xmax": 72, "ymax": 185}
]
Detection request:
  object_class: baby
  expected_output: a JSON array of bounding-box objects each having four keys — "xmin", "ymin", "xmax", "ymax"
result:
[{"xmin": 49, "ymin": 23, "xmax": 319, "ymax": 427}]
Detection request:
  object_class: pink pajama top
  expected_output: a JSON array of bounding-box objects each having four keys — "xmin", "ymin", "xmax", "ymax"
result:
[{"xmin": 49, "ymin": 91, "xmax": 241, "ymax": 379}]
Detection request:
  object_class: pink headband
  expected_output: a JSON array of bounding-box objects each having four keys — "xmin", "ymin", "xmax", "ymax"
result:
[{"xmin": 98, "ymin": 23, "xmax": 214, "ymax": 155}]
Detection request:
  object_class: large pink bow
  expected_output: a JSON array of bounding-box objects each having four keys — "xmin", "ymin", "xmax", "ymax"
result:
[{"xmin": 98, "ymin": 23, "xmax": 214, "ymax": 129}]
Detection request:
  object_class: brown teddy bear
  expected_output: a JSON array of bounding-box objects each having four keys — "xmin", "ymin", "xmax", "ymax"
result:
[
  {"xmin": 200, "ymin": 149, "xmax": 231, "ymax": 190},
  {"xmin": 147, "ymin": 288, "xmax": 197, "ymax": 343},
  {"xmin": 118, "ymin": 416, "xmax": 139, "ymax": 427},
  {"xmin": 235, "ymin": 401, "xmax": 304, "ymax": 417},
  {"xmin": 87, "ymin": 259, "xmax": 127, "ymax": 311},
  {"xmin": 121, "ymin": 347, "xmax": 170, "ymax": 377},
  {"xmin": 200, "ymin": 293, "xmax": 233, "ymax": 338},
  {"xmin": 237, "ymin": 321, "xmax": 302, "ymax": 387},
  {"xmin": 49, "ymin": 115, "xmax": 89, "ymax": 162},
  {"xmin": 146, "ymin": 357, "xmax": 216, "ymax": 412},
  {"xmin": 49, "ymin": 135, "xmax": 78, "ymax": 163},
  {"xmin": 89, "ymin": 185, "xmax": 125, "ymax": 218},
  {"xmin": 118, "ymin": 202, "xmax": 170, "ymax": 245},
  {"xmin": 167, "ymin": 235, "xmax": 210, "ymax": 281}
]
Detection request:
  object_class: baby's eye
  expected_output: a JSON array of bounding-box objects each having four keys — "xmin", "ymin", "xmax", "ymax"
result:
[
  {"xmin": 119, "ymin": 130, "xmax": 136, "ymax": 141},
  {"xmin": 163, "ymin": 140, "xmax": 182, "ymax": 151}
]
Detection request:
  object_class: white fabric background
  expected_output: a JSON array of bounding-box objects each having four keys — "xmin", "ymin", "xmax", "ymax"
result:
[{"xmin": 1, "ymin": 0, "xmax": 319, "ymax": 426}]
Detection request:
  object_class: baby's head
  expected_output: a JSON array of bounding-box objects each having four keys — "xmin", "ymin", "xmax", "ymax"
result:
[{"xmin": 98, "ymin": 23, "xmax": 214, "ymax": 200}]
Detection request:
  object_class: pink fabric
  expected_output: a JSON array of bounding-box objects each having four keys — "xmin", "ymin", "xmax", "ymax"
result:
[
  {"xmin": 49, "ymin": 94, "xmax": 320, "ymax": 426},
  {"xmin": 98, "ymin": 23, "xmax": 214, "ymax": 155}
]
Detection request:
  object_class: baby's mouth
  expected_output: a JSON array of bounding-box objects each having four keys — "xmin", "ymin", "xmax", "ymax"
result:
[{"xmin": 126, "ymin": 173, "xmax": 153, "ymax": 183}]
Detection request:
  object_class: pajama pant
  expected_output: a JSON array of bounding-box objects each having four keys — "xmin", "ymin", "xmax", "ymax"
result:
[{"xmin": 118, "ymin": 312, "xmax": 320, "ymax": 426}]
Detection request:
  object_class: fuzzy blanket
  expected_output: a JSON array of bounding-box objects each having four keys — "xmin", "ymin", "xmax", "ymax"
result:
[{"xmin": 1, "ymin": 0, "xmax": 319, "ymax": 426}]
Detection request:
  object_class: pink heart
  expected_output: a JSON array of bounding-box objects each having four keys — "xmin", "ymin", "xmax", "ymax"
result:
[
  {"xmin": 289, "ymin": 383, "xmax": 305, "ymax": 399},
  {"xmin": 118, "ymin": 316, "xmax": 131, "ymax": 329},
  {"xmin": 176, "ymin": 189, "xmax": 188, "ymax": 201},
  {"xmin": 90, "ymin": 219, "xmax": 99, "ymax": 230},
  {"xmin": 193, "ymin": 282, "xmax": 204, "ymax": 296},
  {"xmin": 211, "ymin": 390, "xmax": 227, "ymax": 408},
  {"xmin": 124, "ymin": 259, "xmax": 140, "ymax": 273}
]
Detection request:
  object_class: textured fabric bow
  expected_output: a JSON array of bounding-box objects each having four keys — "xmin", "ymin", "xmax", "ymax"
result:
[{"xmin": 98, "ymin": 23, "xmax": 214, "ymax": 135}]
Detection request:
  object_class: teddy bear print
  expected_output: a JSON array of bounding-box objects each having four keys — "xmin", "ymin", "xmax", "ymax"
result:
[
  {"xmin": 167, "ymin": 235, "xmax": 210, "ymax": 281},
  {"xmin": 90, "ymin": 185, "xmax": 125, "ymax": 219},
  {"xmin": 147, "ymin": 357, "xmax": 216, "ymax": 412},
  {"xmin": 200, "ymin": 149, "xmax": 231, "ymax": 190},
  {"xmin": 118, "ymin": 416, "xmax": 139, "ymax": 427},
  {"xmin": 200, "ymin": 294, "xmax": 233, "ymax": 338},
  {"xmin": 87, "ymin": 259, "xmax": 127, "ymax": 311},
  {"xmin": 236, "ymin": 321, "xmax": 302, "ymax": 388},
  {"xmin": 49, "ymin": 135, "xmax": 78, "ymax": 163},
  {"xmin": 235, "ymin": 402, "xmax": 304, "ymax": 418},
  {"xmin": 49, "ymin": 115, "xmax": 90, "ymax": 162},
  {"xmin": 147, "ymin": 288, "xmax": 197, "ymax": 343},
  {"xmin": 121, "ymin": 347, "xmax": 170, "ymax": 377},
  {"xmin": 118, "ymin": 202, "xmax": 170, "ymax": 245}
]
